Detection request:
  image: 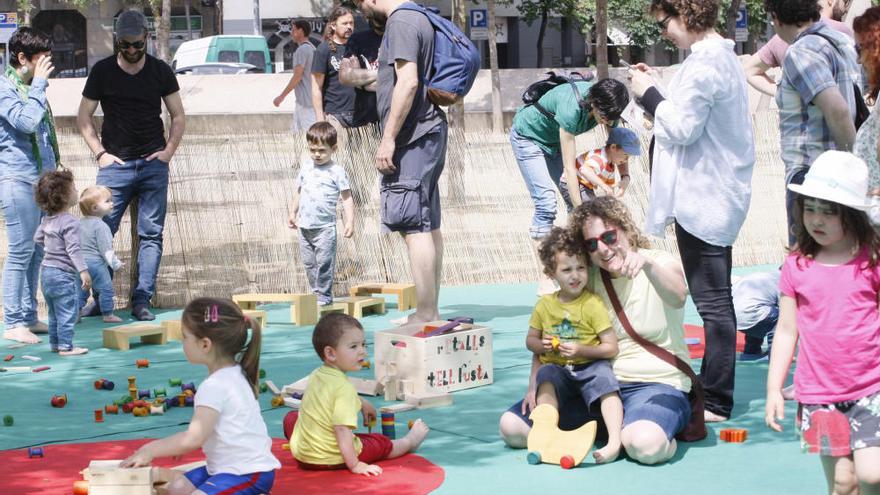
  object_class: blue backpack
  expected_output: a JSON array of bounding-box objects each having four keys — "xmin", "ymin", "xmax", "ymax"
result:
[{"xmin": 394, "ymin": 2, "xmax": 481, "ymax": 106}]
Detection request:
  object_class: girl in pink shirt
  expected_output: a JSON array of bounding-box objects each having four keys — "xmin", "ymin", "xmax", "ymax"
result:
[{"xmin": 766, "ymin": 151, "xmax": 880, "ymax": 495}]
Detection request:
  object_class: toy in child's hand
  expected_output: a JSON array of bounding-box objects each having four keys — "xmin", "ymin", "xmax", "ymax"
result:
[{"xmin": 551, "ymin": 336, "xmax": 560, "ymax": 352}]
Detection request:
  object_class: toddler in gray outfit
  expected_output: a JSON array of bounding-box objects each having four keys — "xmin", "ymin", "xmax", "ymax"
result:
[{"xmin": 78, "ymin": 185, "xmax": 123, "ymax": 322}]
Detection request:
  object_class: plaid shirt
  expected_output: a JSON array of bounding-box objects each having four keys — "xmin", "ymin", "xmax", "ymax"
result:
[{"xmin": 777, "ymin": 22, "xmax": 861, "ymax": 183}]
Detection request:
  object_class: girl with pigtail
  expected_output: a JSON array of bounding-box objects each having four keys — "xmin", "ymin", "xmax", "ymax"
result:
[{"xmin": 123, "ymin": 297, "xmax": 280, "ymax": 495}]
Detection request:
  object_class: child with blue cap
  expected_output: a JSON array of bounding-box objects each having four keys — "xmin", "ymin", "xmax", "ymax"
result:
[{"xmin": 560, "ymin": 127, "xmax": 641, "ymax": 208}]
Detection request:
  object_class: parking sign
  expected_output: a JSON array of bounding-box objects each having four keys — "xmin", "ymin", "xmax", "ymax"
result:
[
  {"xmin": 0, "ymin": 12, "xmax": 17, "ymax": 44},
  {"xmin": 469, "ymin": 9, "xmax": 488, "ymax": 40}
]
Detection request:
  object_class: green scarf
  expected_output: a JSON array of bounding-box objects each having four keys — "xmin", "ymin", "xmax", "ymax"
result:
[{"xmin": 4, "ymin": 65, "xmax": 60, "ymax": 173}]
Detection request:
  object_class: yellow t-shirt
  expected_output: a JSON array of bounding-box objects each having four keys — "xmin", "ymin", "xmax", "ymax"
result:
[
  {"xmin": 529, "ymin": 290, "xmax": 612, "ymax": 366},
  {"xmin": 290, "ymin": 365, "xmax": 363, "ymax": 465},
  {"xmin": 587, "ymin": 249, "xmax": 692, "ymax": 392}
]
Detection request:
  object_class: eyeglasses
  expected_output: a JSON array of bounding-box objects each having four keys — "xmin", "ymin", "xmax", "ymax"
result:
[
  {"xmin": 584, "ymin": 230, "xmax": 618, "ymax": 253},
  {"xmin": 118, "ymin": 39, "xmax": 145, "ymax": 50},
  {"xmin": 656, "ymin": 14, "xmax": 673, "ymax": 32}
]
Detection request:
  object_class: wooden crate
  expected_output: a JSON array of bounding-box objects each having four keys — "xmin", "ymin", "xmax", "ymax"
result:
[
  {"xmin": 102, "ymin": 324, "xmax": 167, "ymax": 351},
  {"xmin": 85, "ymin": 460, "xmax": 152, "ymax": 495},
  {"xmin": 374, "ymin": 321, "xmax": 493, "ymax": 396}
]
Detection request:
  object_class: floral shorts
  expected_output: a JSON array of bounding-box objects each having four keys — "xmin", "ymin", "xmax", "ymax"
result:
[{"xmin": 798, "ymin": 389, "xmax": 880, "ymax": 457}]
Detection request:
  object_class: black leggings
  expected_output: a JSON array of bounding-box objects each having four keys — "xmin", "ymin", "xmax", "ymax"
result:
[{"xmin": 675, "ymin": 222, "xmax": 736, "ymax": 418}]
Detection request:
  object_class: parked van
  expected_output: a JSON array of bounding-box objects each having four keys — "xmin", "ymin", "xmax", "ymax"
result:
[{"xmin": 171, "ymin": 35, "xmax": 272, "ymax": 73}]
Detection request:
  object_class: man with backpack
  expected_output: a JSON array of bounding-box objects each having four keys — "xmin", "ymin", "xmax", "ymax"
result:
[
  {"xmin": 355, "ymin": 0, "xmax": 450, "ymax": 325},
  {"xmin": 765, "ymin": 0, "xmax": 862, "ymax": 246},
  {"xmin": 510, "ymin": 76, "xmax": 629, "ymax": 294}
]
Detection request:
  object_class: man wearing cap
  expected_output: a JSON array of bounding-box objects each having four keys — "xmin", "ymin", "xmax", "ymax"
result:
[
  {"xmin": 559, "ymin": 127, "xmax": 641, "ymax": 209},
  {"xmin": 76, "ymin": 9, "xmax": 185, "ymax": 321}
]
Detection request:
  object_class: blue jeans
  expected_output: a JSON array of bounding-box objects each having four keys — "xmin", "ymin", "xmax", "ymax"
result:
[
  {"xmin": 509, "ymin": 128, "xmax": 564, "ymax": 239},
  {"xmin": 741, "ymin": 306, "xmax": 778, "ymax": 354},
  {"xmin": 0, "ymin": 179, "xmax": 43, "ymax": 328},
  {"xmin": 41, "ymin": 266, "xmax": 79, "ymax": 351},
  {"xmin": 80, "ymin": 258, "xmax": 115, "ymax": 316},
  {"xmin": 96, "ymin": 158, "xmax": 169, "ymax": 307},
  {"xmin": 299, "ymin": 226, "xmax": 337, "ymax": 304}
]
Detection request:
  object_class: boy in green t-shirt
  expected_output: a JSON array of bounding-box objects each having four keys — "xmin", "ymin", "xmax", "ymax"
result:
[
  {"xmin": 284, "ymin": 314, "xmax": 429, "ymax": 476},
  {"xmin": 525, "ymin": 227, "xmax": 623, "ymax": 463}
]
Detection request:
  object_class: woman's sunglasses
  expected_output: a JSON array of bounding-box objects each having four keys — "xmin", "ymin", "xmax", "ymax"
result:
[
  {"xmin": 118, "ymin": 40, "xmax": 146, "ymax": 50},
  {"xmin": 585, "ymin": 230, "xmax": 618, "ymax": 253}
]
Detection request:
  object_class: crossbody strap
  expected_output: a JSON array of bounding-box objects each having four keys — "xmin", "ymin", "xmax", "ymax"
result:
[{"xmin": 600, "ymin": 269, "xmax": 699, "ymax": 383}]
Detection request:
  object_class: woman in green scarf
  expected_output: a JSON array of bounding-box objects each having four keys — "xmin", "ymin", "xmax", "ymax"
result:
[{"xmin": 1, "ymin": 27, "xmax": 59, "ymax": 344}]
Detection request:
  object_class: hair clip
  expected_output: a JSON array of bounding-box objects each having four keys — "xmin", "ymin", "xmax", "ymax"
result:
[
  {"xmin": 204, "ymin": 304, "xmax": 219, "ymax": 323},
  {"xmin": 243, "ymin": 315, "xmax": 251, "ymax": 326}
]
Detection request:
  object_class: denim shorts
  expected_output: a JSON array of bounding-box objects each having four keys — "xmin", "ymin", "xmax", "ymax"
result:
[
  {"xmin": 620, "ymin": 381, "xmax": 691, "ymax": 440},
  {"xmin": 798, "ymin": 389, "xmax": 880, "ymax": 457},
  {"xmin": 380, "ymin": 123, "xmax": 448, "ymax": 234},
  {"xmin": 536, "ymin": 360, "xmax": 620, "ymax": 413}
]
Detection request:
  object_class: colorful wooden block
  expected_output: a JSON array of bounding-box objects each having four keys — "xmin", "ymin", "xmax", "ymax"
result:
[
  {"xmin": 232, "ymin": 293, "xmax": 318, "ymax": 325},
  {"xmin": 526, "ymin": 404, "xmax": 597, "ymax": 468}
]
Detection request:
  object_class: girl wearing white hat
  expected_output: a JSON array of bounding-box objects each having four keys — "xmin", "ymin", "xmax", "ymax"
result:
[{"xmin": 766, "ymin": 150, "xmax": 880, "ymax": 495}]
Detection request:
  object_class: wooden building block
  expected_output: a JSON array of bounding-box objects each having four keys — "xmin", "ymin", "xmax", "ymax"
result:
[
  {"xmin": 349, "ymin": 283, "xmax": 417, "ymax": 312},
  {"xmin": 405, "ymin": 392, "xmax": 453, "ymax": 409},
  {"xmin": 380, "ymin": 403, "xmax": 417, "ymax": 414},
  {"xmin": 318, "ymin": 302, "xmax": 348, "ymax": 317},
  {"xmin": 336, "ymin": 296, "xmax": 386, "ymax": 319},
  {"xmin": 282, "ymin": 376, "xmax": 383, "ymax": 397},
  {"xmin": 86, "ymin": 460, "xmax": 152, "ymax": 494},
  {"xmin": 232, "ymin": 293, "xmax": 318, "ymax": 325},
  {"xmin": 526, "ymin": 404, "xmax": 597, "ymax": 467},
  {"xmin": 242, "ymin": 309, "xmax": 267, "ymax": 328},
  {"xmin": 161, "ymin": 320, "xmax": 182, "ymax": 341},
  {"xmin": 103, "ymin": 324, "xmax": 167, "ymax": 351}
]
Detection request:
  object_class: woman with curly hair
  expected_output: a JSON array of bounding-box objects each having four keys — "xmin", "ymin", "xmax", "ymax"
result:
[
  {"xmin": 853, "ymin": 7, "xmax": 880, "ymax": 228},
  {"xmin": 500, "ymin": 197, "xmax": 691, "ymax": 465},
  {"xmin": 628, "ymin": 0, "xmax": 755, "ymax": 423}
]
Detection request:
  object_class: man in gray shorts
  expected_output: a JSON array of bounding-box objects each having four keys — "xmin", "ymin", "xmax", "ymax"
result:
[{"xmin": 357, "ymin": 0, "xmax": 448, "ymax": 324}]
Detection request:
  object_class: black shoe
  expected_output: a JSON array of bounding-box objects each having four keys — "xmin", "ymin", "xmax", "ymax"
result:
[
  {"xmin": 80, "ymin": 301, "xmax": 102, "ymax": 317},
  {"xmin": 131, "ymin": 305, "xmax": 156, "ymax": 321}
]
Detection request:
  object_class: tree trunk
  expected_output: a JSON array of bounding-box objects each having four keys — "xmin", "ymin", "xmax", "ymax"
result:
[
  {"xmin": 725, "ymin": 0, "xmax": 741, "ymax": 40},
  {"xmin": 17, "ymin": 0, "xmax": 33, "ymax": 25},
  {"xmin": 185, "ymin": 0, "xmax": 193, "ymax": 40},
  {"xmin": 149, "ymin": 0, "xmax": 171, "ymax": 63},
  {"xmin": 595, "ymin": 0, "xmax": 608, "ymax": 79},
  {"xmin": 536, "ymin": 8, "xmax": 548, "ymax": 67},
  {"xmin": 448, "ymin": 0, "xmax": 467, "ymax": 129},
  {"xmin": 253, "ymin": 0, "xmax": 260, "ymax": 36},
  {"xmin": 486, "ymin": 0, "xmax": 503, "ymax": 132}
]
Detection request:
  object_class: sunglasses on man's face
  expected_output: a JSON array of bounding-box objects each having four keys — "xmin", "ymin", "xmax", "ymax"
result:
[
  {"xmin": 585, "ymin": 230, "xmax": 618, "ymax": 253},
  {"xmin": 118, "ymin": 40, "xmax": 145, "ymax": 50}
]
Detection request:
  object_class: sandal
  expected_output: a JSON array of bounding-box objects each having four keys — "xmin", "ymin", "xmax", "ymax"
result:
[{"xmin": 58, "ymin": 347, "xmax": 89, "ymax": 356}]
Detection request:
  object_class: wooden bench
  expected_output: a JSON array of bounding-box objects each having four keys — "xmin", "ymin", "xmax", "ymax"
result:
[
  {"xmin": 242, "ymin": 309, "xmax": 268, "ymax": 328},
  {"xmin": 336, "ymin": 296, "xmax": 386, "ymax": 319},
  {"xmin": 349, "ymin": 283, "xmax": 416, "ymax": 312},
  {"xmin": 319, "ymin": 302, "xmax": 349, "ymax": 317},
  {"xmin": 232, "ymin": 293, "xmax": 318, "ymax": 325},
  {"xmin": 103, "ymin": 324, "xmax": 168, "ymax": 351},
  {"xmin": 162, "ymin": 309, "xmax": 267, "ymax": 340}
]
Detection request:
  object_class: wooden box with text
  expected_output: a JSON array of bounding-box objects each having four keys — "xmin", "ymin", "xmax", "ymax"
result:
[{"xmin": 373, "ymin": 321, "xmax": 493, "ymax": 396}]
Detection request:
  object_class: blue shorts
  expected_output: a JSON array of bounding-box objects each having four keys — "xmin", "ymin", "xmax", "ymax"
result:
[
  {"xmin": 620, "ymin": 382, "xmax": 691, "ymax": 440},
  {"xmin": 536, "ymin": 360, "xmax": 620, "ymax": 413},
  {"xmin": 184, "ymin": 466, "xmax": 275, "ymax": 495}
]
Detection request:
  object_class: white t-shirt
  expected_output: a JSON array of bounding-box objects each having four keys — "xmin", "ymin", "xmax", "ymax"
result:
[{"xmin": 195, "ymin": 365, "xmax": 281, "ymax": 475}]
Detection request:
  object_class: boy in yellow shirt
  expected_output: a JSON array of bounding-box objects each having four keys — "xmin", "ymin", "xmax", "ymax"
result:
[
  {"xmin": 524, "ymin": 227, "xmax": 623, "ymax": 463},
  {"xmin": 284, "ymin": 313, "xmax": 429, "ymax": 476}
]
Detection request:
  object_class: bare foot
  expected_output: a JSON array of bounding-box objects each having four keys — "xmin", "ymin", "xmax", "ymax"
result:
[
  {"xmin": 59, "ymin": 347, "xmax": 89, "ymax": 356},
  {"xmin": 404, "ymin": 419, "xmax": 430, "ymax": 451},
  {"xmin": 3, "ymin": 326, "xmax": 41, "ymax": 344},
  {"xmin": 704, "ymin": 410, "xmax": 728, "ymax": 423},
  {"xmin": 593, "ymin": 442, "xmax": 621, "ymax": 464},
  {"xmin": 103, "ymin": 314, "xmax": 123, "ymax": 323}
]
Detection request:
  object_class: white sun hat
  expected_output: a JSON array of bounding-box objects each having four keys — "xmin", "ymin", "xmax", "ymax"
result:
[{"xmin": 787, "ymin": 150, "xmax": 871, "ymax": 211}]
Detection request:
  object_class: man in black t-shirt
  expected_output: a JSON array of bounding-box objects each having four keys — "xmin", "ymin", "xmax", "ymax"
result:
[
  {"xmin": 311, "ymin": 7, "xmax": 356, "ymax": 128},
  {"xmin": 76, "ymin": 10, "xmax": 185, "ymax": 321}
]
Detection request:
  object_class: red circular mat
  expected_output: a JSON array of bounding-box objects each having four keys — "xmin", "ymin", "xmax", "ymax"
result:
[{"xmin": 1, "ymin": 438, "xmax": 445, "ymax": 495}]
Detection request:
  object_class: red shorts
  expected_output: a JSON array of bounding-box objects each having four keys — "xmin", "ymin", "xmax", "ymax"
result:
[{"xmin": 283, "ymin": 411, "xmax": 394, "ymax": 470}]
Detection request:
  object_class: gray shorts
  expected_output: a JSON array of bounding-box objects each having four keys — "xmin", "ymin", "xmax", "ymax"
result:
[
  {"xmin": 799, "ymin": 388, "xmax": 880, "ymax": 457},
  {"xmin": 536, "ymin": 360, "xmax": 620, "ymax": 412},
  {"xmin": 380, "ymin": 123, "xmax": 448, "ymax": 234}
]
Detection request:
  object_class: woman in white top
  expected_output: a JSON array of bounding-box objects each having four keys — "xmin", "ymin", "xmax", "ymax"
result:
[
  {"xmin": 500, "ymin": 197, "xmax": 692, "ymax": 465},
  {"xmin": 122, "ymin": 298, "xmax": 280, "ymax": 495},
  {"xmin": 853, "ymin": 7, "xmax": 880, "ymax": 227},
  {"xmin": 628, "ymin": 0, "xmax": 755, "ymax": 423}
]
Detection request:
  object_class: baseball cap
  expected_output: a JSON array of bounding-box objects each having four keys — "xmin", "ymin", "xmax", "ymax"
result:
[
  {"xmin": 606, "ymin": 127, "xmax": 641, "ymax": 156},
  {"xmin": 116, "ymin": 10, "xmax": 148, "ymax": 38}
]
